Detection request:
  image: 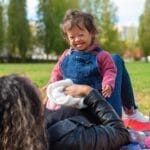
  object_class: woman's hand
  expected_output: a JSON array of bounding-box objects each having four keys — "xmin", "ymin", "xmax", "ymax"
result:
[{"xmin": 64, "ymin": 84, "xmax": 92, "ymax": 97}]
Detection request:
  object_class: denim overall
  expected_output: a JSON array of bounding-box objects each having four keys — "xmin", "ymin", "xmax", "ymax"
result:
[
  {"xmin": 61, "ymin": 48, "xmax": 102, "ymax": 90},
  {"xmin": 61, "ymin": 49, "xmax": 136, "ymax": 117}
]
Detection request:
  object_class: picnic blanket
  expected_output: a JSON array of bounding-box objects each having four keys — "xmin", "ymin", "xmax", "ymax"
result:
[
  {"xmin": 123, "ymin": 119, "xmax": 150, "ymax": 131},
  {"xmin": 121, "ymin": 119, "xmax": 150, "ymax": 149}
]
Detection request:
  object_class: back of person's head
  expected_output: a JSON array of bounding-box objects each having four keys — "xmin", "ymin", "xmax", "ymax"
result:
[
  {"xmin": 61, "ymin": 9, "xmax": 98, "ymax": 40},
  {"xmin": 0, "ymin": 74, "xmax": 47, "ymax": 150}
]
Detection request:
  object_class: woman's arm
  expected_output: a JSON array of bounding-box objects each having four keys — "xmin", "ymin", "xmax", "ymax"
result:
[
  {"xmin": 83, "ymin": 89, "xmax": 130, "ymax": 149},
  {"xmin": 47, "ymin": 86, "xmax": 130, "ymax": 150}
]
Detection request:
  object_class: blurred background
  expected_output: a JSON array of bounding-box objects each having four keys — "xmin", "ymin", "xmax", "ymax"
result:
[
  {"xmin": 0, "ymin": 0, "xmax": 149, "ymax": 62},
  {"xmin": 0, "ymin": 0, "xmax": 149, "ymax": 114}
]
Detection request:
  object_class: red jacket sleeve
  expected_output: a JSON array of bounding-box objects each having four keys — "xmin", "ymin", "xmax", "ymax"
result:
[{"xmin": 97, "ymin": 51, "xmax": 117, "ymax": 90}]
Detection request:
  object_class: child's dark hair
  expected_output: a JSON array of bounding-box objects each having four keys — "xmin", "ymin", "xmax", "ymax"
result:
[{"xmin": 61, "ymin": 9, "xmax": 98, "ymax": 40}]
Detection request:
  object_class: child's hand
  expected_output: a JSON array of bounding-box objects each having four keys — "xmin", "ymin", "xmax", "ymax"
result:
[
  {"xmin": 41, "ymin": 85, "xmax": 48, "ymax": 93},
  {"xmin": 102, "ymin": 84, "xmax": 112, "ymax": 98},
  {"xmin": 42, "ymin": 95, "xmax": 48, "ymax": 105},
  {"xmin": 40, "ymin": 83, "xmax": 51, "ymax": 105},
  {"xmin": 64, "ymin": 84, "xmax": 92, "ymax": 97},
  {"xmin": 41, "ymin": 81, "xmax": 52, "ymax": 93}
]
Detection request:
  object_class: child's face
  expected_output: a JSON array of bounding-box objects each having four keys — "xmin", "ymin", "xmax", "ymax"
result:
[{"xmin": 66, "ymin": 25, "xmax": 94, "ymax": 51}]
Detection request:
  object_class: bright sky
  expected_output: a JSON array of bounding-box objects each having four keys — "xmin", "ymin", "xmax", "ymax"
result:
[
  {"xmin": 27, "ymin": 0, "xmax": 146, "ymax": 27},
  {"xmin": 26, "ymin": 0, "xmax": 38, "ymax": 20},
  {"xmin": 112, "ymin": 0, "xmax": 146, "ymax": 26}
]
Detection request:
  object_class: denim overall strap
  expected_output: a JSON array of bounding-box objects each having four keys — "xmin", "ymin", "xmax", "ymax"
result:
[{"xmin": 61, "ymin": 48, "xmax": 102, "ymax": 90}]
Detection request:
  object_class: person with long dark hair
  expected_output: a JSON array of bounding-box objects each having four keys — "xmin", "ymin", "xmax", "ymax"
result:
[
  {"xmin": 0, "ymin": 74, "xmax": 130, "ymax": 150},
  {"xmin": 0, "ymin": 74, "xmax": 48, "ymax": 150}
]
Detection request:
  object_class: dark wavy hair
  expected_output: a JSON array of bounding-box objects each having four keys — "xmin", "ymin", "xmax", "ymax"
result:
[
  {"xmin": 61, "ymin": 9, "xmax": 98, "ymax": 41},
  {"xmin": 0, "ymin": 74, "xmax": 48, "ymax": 150}
]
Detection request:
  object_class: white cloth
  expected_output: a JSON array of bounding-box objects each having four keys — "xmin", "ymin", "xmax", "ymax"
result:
[{"xmin": 46, "ymin": 79, "xmax": 86, "ymax": 109}]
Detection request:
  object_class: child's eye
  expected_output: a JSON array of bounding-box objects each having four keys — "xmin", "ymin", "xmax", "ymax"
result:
[{"xmin": 69, "ymin": 36, "xmax": 74, "ymax": 40}]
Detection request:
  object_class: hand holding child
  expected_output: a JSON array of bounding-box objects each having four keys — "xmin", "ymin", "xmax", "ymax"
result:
[{"xmin": 64, "ymin": 84, "xmax": 92, "ymax": 97}]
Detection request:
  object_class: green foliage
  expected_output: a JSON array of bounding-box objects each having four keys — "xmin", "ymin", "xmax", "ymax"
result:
[
  {"xmin": 37, "ymin": 0, "xmax": 79, "ymax": 56},
  {"xmin": 138, "ymin": 0, "xmax": 150, "ymax": 57},
  {"xmin": 7, "ymin": 0, "xmax": 30, "ymax": 60},
  {"xmin": 0, "ymin": 4, "xmax": 4, "ymax": 52},
  {"xmin": 125, "ymin": 26, "xmax": 137, "ymax": 51},
  {"xmin": 96, "ymin": 0, "xmax": 120, "ymax": 52}
]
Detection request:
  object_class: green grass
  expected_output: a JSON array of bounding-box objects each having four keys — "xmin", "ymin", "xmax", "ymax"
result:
[
  {"xmin": 0, "ymin": 62, "xmax": 149, "ymax": 115},
  {"xmin": 0, "ymin": 63, "xmax": 55, "ymax": 88},
  {"xmin": 125, "ymin": 62, "xmax": 150, "ymax": 115}
]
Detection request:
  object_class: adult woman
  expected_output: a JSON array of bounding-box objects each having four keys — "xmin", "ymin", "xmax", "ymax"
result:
[
  {"xmin": 45, "ymin": 84, "xmax": 130, "ymax": 150},
  {"xmin": 0, "ymin": 74, "xmax": 130, "ymax": 150}
]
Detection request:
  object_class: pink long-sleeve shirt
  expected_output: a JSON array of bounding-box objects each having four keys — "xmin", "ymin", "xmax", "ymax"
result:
[
  {"xmin": 46, "ymin": 46, "xmax": 117, "ymax": 110},
  {"xmin": 50, "ymin": 48, "xmax": 117, "ymax": 90}
]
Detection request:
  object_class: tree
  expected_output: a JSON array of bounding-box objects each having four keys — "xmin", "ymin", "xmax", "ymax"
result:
[
  {"xmin": 0, "ymin": 3, "xmax": 4, "ymax": 52},
  {"xmin": 138, "ymin": 0, "xmax": 150, "ymax": 58},
  {"xmin": 37, "ymin": 0, "xmax": 79, "ymax": 57},
  {"xmin": 79, "ymin": 0, "xmax": 122, "ymax": 54},
  {"xmin": 7, "ymin": 0, "xmax": 30, "ymax": 60},
  {"xmin": 98, "ymin": 0, "xmax": 121, "ymax": 53},
  {"xmin": 126, "ymin": 25, "xmax": 137, "ymax": 51}
]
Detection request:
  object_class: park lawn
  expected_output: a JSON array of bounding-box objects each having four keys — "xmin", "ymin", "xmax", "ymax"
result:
[
  {"xmin": 125, "ymin": 62, "xmax": 150, "ymax": 115},
  {"xmin": 0, "ymin": 63, "xmax": 55, "ymax": 88},
  {"xmin": 0, "ymin": 62, "xmax": 149, "ymax": 115}
]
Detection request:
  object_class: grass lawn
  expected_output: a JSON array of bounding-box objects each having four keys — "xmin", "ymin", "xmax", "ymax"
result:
[
  {"xmin": 125, "ymin": 62, "xmax": 150, "ymax": 115},
  {"xmin": 0, "ymin": 62, "xmax": 149, "ymax": 115}
]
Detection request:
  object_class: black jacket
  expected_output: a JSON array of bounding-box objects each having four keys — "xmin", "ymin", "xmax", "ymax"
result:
[{"xmin": 45, "ymin": 89, "xmax": 130, "ymax": 150}]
